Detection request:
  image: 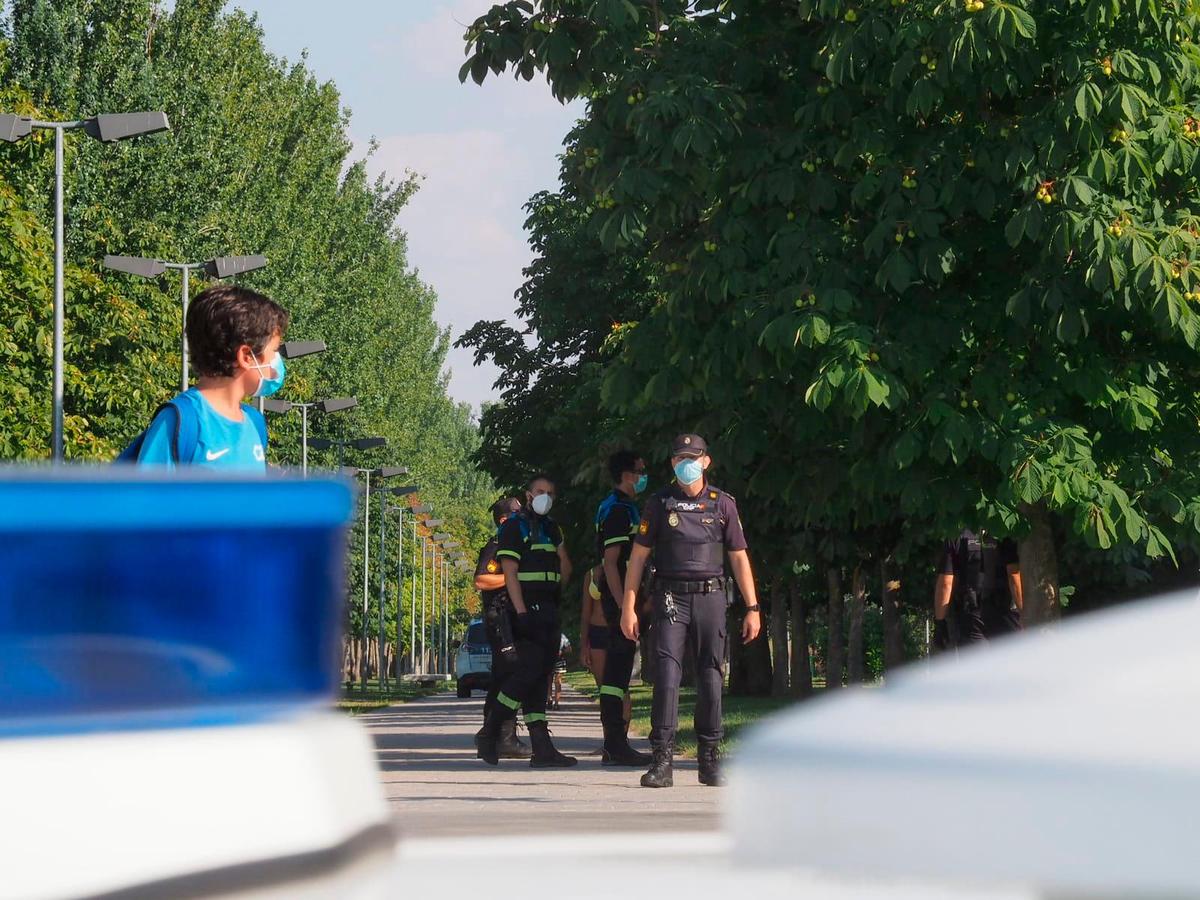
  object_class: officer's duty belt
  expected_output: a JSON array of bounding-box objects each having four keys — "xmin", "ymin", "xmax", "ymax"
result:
[{"xmin": 655, "ymin": 577, "xmax": 726, "ymax": 594}]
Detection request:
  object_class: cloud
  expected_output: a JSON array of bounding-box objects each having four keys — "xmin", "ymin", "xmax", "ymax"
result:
[
  {"xmin": 351, "ymin": 2, "xmax": 581, "ymax": 410},
  {"xmin": 364, "ymin": 128, "xmax": 536, "ymax": 408}
]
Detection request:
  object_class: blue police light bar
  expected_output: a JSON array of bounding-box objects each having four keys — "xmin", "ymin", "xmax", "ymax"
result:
[{"xmin": 0, "ymin": 471, "xmax": 354, "ymax": 737}]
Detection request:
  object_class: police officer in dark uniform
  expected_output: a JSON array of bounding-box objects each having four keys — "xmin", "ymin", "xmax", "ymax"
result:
[
  {"xmin": 476, "ymin": 473, "xmax": 577, "ymax": 768},
  {"xmin": 593, "ymin": 450, "xmax": 653, "ymax": 767},
  {"xmin": 621, "ymin": 434, "xmax": 762, "ymax": 788},
  {"xmin": 933, "ymin": 528, "xmax": 1023, "ymax": 650},
  {"xmin": 472, "ymin": 497, "xmax": 531, "ymax": 760}
]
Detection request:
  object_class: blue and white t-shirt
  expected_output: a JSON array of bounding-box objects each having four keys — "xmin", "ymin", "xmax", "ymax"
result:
[{"xmin": 137, "ymin": 388, "xmax": 267, "ymax": 472}]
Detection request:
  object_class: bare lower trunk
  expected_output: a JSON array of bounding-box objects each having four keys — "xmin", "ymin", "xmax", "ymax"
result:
[
  {"xmin": 880, "ymin": 558, "xmax": 904, "ymax": 673},
  {"xmin": 789, "ymin": 581, "xmax": 813, "ymax": 699},
  {"xmin": 847, "ymin": 566, "xmax": 866, "ymax": 684},
  {"xmin": 826, "ymin": 567, "xmax": 844, "ymax": 691},
  {"xmin": 1018, "ymin": 501, "xmax": 1061, "ymax": 626},
  {"xmin": 770, "ymin": 578, "xmax": 789, "ymax": 697}
]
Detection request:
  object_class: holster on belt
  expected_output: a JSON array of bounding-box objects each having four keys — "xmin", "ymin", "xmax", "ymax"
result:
[{"xmin": 484, "ymin": 592, "xmax": 519, "ymax": 666}]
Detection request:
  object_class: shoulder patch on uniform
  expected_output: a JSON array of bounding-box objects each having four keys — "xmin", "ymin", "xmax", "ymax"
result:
[
  {"xmin": 486, "ymin": 560, "xmax": 498, "ymax": 573},
  {"xmin": 709, "ymin": 491, "xmax": 718, "ymax": 499},
  {"xmin": 639, "ymin": 520, "xmax": 649, "ymax": 535}
]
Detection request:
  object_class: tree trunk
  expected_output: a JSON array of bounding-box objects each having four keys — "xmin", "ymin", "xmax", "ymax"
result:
[
  {"xmin": 1018, "ymin": 501, "xmax": 1061, "ymax": 626},
  {"xmin": 825, "ymin": 567, "xmax": 844, "ymax": 691},
  {"xmin": 729, "ymin": 606, "xmax": 773, "ymax": 696},
  {"xmin": 847, "ymin": 565, "xmax": 866, "ymax": 684},
  {"xmin": 880, "ymin": 558, "xmax": 904, "ymax": 674},
  {"xmin": 770, "ymin": 578, "xmax": 789, "ymax": 697},
  {"xmin": 789, "ymin": 581, "xmax": 813, "ymax": 699}
]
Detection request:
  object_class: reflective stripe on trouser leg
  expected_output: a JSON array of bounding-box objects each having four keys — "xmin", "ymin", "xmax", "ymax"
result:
[
  {"xmin": 691, "ymin": 591, "xmax": 727, "ymax": 745},
  {"xmin": 524, "ymin": 712, "xmax": 547, "ymax": 723},
  {"xmin": 599, "ymin": 627, "xmax": 636, "ymax": 727}
]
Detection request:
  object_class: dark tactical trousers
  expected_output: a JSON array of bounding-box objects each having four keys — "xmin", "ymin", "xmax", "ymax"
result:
[
  {"xmin": 483, "ymin": 599, "xmax": 516, "ymax": 720},
  {"xmin": 598, "ymin": 620, "xmax": 637, "ymax": 724},
  {"xmin": 649, "ymin": 587, "xmax": 727, "ymax": 746},
  {"xmin": 492, "ymin": 597, "xmax": 559, "ymax": 720}
]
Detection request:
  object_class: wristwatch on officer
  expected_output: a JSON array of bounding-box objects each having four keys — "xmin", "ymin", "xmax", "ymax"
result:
[{"xmin": 743, "ymin": 604, "xmax": 761, "ymax": 614}]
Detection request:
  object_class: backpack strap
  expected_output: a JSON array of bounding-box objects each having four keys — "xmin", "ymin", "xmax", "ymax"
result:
[
  {"xmin": 167, "ymin": 396, "xmax": 201, "ymax": 464},
  {"xmin": 117, "ymin": 398, "xmax": 193, "ymax": 464}
]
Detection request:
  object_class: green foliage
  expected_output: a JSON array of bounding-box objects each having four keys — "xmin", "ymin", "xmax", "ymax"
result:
[
  {"xmin": 0, "ymin": 1, "xmax": 496, "ymax": 655},
  {"xmin": 461, "ymin": 0, "xmax": 1200, "ymax": 620}
]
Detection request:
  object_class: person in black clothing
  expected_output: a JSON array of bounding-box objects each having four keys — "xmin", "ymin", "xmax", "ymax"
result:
[
  {"xmin": 476, "ymin": 474, "xmax": 576, "ymax": 768},
  {"xmin": 621, "ymin": 434, "xmax": 762, "ymax": 789},
  {"xmin": 472, "ymin": 496, "xmax": 530, "ymax": 760},
  {"xmin": 933, "ymin": 528, "xmax": 1024, "ymax": 650},
  {"xmin": 593, "ymin": 450, "xmax": 653, "ymax": 767}
]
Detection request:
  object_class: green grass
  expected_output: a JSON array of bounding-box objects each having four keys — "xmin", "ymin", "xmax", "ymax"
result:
[
  {"xmin": 336, "ymin": 678, "xmax": 451, "ymax": 715},
  {"xmin": 564, "ymin": 668, "xmax": 798, "ymax": 757}
]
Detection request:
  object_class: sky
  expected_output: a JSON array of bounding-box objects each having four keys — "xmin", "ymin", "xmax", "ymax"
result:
[{"xmin": 231, "ymin": 1, "xmax": 581, "ymax": 411}]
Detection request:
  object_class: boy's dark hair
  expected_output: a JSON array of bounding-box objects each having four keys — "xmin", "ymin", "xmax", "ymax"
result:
[
  {"xmin": 185, "ymin": 285, "xmax": 289, "ymax": 378},
  {"xmin": 607, "ymin": 450, "xmax": 641, "ymax": 484},
  {"xmin": 527, "ymin": 472, "xmax": 555, "ymax": 491}
]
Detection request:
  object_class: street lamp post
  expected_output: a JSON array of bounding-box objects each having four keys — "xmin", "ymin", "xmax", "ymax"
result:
[
  {"xmin": 452, "ymin": 556, "xmax": 469, "ymax": 675},
  {"xmin": 103, "ymin": 254, "xmax": 268, "ymax": 392},
  {"xmin": 262, "ymin": 395, "xmax": 356, "ymax": 475},
  {"xmin": 442, "ymin": 540, "xmax": 461, "ymax": 674},
  {"xmin": 421, "ymin": 518, "xmax": 445, "ymax": 674},
  {"xmin": 372, "ymin": 484, "xmax": 416, "ymax": 687},
  {"xmin": 2, "ymin": 111, "xmax": 170, "ymax": 462},
  {"xmin": 349, "ymin": 465, "xmax": 406, "ymax": 689},
  {"xmin": 420, "ymin": 537, "xmax": 428, "ymax": 673},
  {"xmin": 387, "ymin": 498, "xmax": 423, "ymax": 679},
  {"xmin": 431, "ymin": 532, "xmax": 451, "ymax": 674},
  {"xmin": 409, "ymin": 504, "xmax": 432, "ymax": 673}
]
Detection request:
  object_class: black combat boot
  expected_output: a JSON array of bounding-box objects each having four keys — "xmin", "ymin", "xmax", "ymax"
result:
[
  {"xmin": 497, "ymin": 718, "xmax": 532, "ymax": 760},
  {"xmin": 527, "ymin": 720, "xmax": 578, "ymax": 768},
  {"xmin": 475, "ymin": 707, "xmax": 512, "ymax": 766},
  {"xmin": 601, "ymin": 721, "xmax": 652, "ymax": 767},
  {"xmin": 697, "ymin": 742, "xmax": 724, "ymax": 787},
  {"xmin": 640, "ymin": 742, "xmax": 674, "ymax": 788}
]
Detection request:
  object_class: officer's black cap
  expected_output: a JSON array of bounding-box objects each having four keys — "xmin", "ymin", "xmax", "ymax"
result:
[
  {"xmin": 491, "ymin": 496, "xmax": 522, "ymax": 524},
  {"xmin": 670, "ymin": 433, "xmax": 708, "ymax": 458}
]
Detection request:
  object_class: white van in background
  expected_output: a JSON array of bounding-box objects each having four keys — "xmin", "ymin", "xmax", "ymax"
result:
[{"xmin": 455, "ymin": 618, "xmax": 492, "ymax": 698}]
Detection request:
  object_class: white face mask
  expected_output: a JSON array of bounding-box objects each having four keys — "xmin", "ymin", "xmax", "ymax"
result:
[{"xmin": 530, "ymin": 493, "xmax": 553, "ymax": 516}]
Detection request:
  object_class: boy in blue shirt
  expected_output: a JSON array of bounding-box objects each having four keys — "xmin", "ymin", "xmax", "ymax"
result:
[{"xmin": 136, "ymin": 285, "xmax": 289, "ymax": 471}]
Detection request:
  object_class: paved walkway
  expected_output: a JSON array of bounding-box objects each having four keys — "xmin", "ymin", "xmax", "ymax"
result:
[{"xmin": 360, "ymin": 684, "xmax": 720, "ymax": 838}]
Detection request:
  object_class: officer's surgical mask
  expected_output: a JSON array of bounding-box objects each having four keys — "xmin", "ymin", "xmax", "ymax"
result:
[
  {"xmin": 674, "ymin": 459, "xmax": 704, "ymax": 485},
  {"xmin": 249, "ymin": 350, "xmax": 286, "ymax": 398},
  {"xmin": 531, "ymin": 493, "xmax": 554, "ymax": 516},
  {"xmin": 635, "ymin": 474, "xmax": 649, "ymax": 494}
]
